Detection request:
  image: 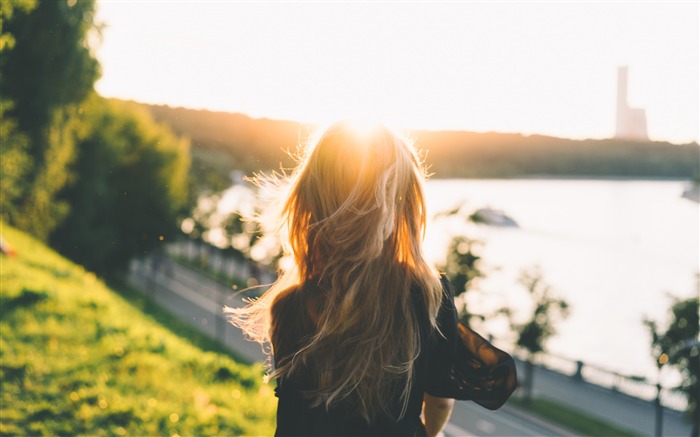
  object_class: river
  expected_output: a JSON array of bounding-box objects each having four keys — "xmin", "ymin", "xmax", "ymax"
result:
[
  {"xmin": 217, "ymin": 178, "xmax": 699, "ymax": 381},
  {"xmin": 423, "ymin": 178, "xmax": 698, "ymax": 381}
]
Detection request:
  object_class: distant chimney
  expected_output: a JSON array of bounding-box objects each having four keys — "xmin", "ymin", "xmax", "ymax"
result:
[{"xmin": 615, "ymin": 66, "xmax": 648, "ymax": 141}]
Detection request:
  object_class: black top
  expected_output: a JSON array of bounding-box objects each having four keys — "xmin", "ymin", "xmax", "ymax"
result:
[{"xmin": 272, "ymin": 277, "xmax": 517, "ymax": 436}]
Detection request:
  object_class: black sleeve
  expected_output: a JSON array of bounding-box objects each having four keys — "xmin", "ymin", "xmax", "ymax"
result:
[{"xmin": 424, "ymin": 277, "xmax": 518, "ymax": 410}]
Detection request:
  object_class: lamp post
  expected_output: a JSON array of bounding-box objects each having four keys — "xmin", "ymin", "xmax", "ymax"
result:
[
  {"xmin": 655, "ymin": 352, "xmax": 668, "ymax": 437},
  {"xmin": 675, "ymin": 339, "xmax": 700, "ymax": 437}
]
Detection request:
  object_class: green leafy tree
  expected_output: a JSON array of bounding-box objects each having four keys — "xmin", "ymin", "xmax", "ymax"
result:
[
  {"xmin": 2, "ymin": 0, "xmax": 99, "ymax": 139},
  {"xmin": 182, "ymin": 198, "xmax": 270, "ymax": 269},
  {"xmin": 0, "ymin": 0, "xmax": 36, "ymax": 225},
  {"xmin": 222, "ymin": 212, "xmax": 263, "ymax": 260},
  {"xmin": 0, "ymin": 0, "xmax": 36, "ymax": 52},
  {"xmin": 1, "ymin": 0, "xmax": 100, "ymax": 239},
  {"xmin": 439, "ymin": 235, "xmax": 484, "ymax": 326},
  {"xmin": 515, "ymin": 269, "xmax": 570, "ymax": 354},
  {"xmin": 645, "ymin": 288, "xmax": 699, "ymax": 437},
  {"xmin": 50, "ymin": 98, "xmax": 190, "ymax": 277},
  {"xmin": 512, "ymin": 268, "xmax": 570, "ymax": 404},
  {"xmin": 0, "ymin": 101, "xmax": 32, "ymax": 223},
  {"xmin": 187, "ymin": 148, "xmax": 237, "ymax": 209}
]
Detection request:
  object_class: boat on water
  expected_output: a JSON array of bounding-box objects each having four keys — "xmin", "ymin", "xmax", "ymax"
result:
[
  {"xmin": 469, "ymin": 207, "xmax": 519, "ymax": 228},
  {"xmin": 681, "ymin": 181, "xmax": 699, "ymax": 203}
]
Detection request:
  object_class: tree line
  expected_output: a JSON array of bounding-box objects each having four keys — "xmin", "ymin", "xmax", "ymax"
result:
[
  {"xmin": 1, "ymin": 0, "xmax": 189, "ymax": 277},
  {"xmin": 142, "ymin": 103, "xmax": 700, "ymax": 180}
]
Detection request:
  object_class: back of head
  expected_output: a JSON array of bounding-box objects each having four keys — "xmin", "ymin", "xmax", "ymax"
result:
[
  {"xmin": 287, "ymin": 121, "xmax": 428, "ymax": 280},
  {"xmin": 228, "ymin": 120, "xmax": 443, "ymax": 422}
]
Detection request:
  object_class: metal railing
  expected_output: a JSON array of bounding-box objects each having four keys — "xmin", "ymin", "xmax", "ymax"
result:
[
  {"xmin": 519, "ymin": 350, "xmax": 688, "ymax": 412},
  {"xmin": 163, "ymin": 239, "xmax": 275, "ymax": 294}
]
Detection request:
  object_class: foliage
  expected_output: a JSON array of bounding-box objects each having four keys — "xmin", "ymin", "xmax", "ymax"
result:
[
  {"xmin": 422, "ymin": 131, "xmax": 700, "ymax": 179},
  {"xmin": 1, "ymin": 0, "xmax": 100, "ymax": 240},
  {"xmin": 2, "ymin": 0, "xmax": 100, "ymax": 138},
  {"xmin": 441, "ymin": 236, "xmax": 483, "ymax": 297},
  {"xmin": 0, "ymin": 0, "xmax": 36, "ymax": 229},
  {"xmin": 49, "ymin": 97, "xmax": 190, "ymax": 278},
  {"xmin": 644, "ymin": 287, "xmax": 700, "ymax": 434},
  {"xmin": 188, "ymin": 147, "xmax": 237, "ymax": 208},
  {"xmin": 513, "ymin": 268, "xmax": 570, "ymax": 356},
  {"xmin": 182, "ymin": 186, "xmax": 273, "ymax": 267},
  {"xmin": 0, "ymin": 101, "xmax": 31, "ymax": 224},
  {"xmin": 142, "ymin": 102, "xmax": 699, "ymax": 179},
  {"xmin": 0, "ymin": 0, "xmax": 36, "ymax": 52},
  {"xmin": 12, "ymin": 105, "xmax": 88, "ymax": 240},
  {"xmin": 439, "ymin": 235, "xmax": 484, "ymax": 325},
  {"xmin": 0, "ymin": 222, "xmax": 276, "ymax": 436},
  {"xmin": 507, "ymin": 268, "xmax": 570, "ymax": 405},
  {"xmin": 221, "ymin": 212, "xmax": 264, "ymax": 261}
]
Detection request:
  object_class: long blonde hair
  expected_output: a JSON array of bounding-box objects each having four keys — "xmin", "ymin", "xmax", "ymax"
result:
[{"xmin": 226, "ymin": 121, "xmax": 443, "ymax": 421}]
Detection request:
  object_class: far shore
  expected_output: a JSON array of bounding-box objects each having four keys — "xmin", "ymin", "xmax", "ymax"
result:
[{"xmin": 431, "ymin": 175, "xmax": 695, "ymax": 182}]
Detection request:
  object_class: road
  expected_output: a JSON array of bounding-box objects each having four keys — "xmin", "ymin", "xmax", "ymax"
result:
[{"xmin": 445, "ymin": 402, "xmax": 577, "ymax": 437}]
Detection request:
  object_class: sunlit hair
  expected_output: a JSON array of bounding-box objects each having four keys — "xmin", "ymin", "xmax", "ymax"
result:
[{"xmin": 226, "ymin": 120, "xmax": 443, "ymax": 422}]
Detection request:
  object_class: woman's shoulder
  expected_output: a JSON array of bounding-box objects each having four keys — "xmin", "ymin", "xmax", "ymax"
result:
[
  {"xmin": 271, "ymin": 284, "xmax": 303, "ymax": 318},
  {"xmin": 270, "ymin": 282, "xmax": 318, "ymax": 360},
  {"xmin": 271, "ymin": 281, "xmax": 322, "ymax": 319}
]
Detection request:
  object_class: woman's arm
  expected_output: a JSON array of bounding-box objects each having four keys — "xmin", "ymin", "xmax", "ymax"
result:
[{"xmin": 423, "ymin": 393, "xmax": 455, "ymax": 437}]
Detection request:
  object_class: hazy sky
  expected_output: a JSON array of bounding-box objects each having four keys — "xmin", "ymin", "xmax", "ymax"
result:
[{"xmin": 95, "ymin": 1, "xmax": 699, "ymax": 143}]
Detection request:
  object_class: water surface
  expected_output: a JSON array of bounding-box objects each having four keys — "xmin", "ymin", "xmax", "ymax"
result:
[{"xmin": 423, "ymin": 179, "xmax": 699, "ymax": 381}]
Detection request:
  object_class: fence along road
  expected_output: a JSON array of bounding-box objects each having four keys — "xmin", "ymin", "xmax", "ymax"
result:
[{"xmin": 128, "ymin": 256, "xmax": 693, "ymax": 437}]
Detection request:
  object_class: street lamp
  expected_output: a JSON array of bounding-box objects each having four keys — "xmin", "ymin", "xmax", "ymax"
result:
[{"xmin": 655, "ymin": 352, "xmax": 669, "ymax": 437}]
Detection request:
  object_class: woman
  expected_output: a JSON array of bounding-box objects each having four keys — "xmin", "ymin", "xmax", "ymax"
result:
[{"xmin": 227, "ymin": 121, "xmax": 515, "ymax": 436}]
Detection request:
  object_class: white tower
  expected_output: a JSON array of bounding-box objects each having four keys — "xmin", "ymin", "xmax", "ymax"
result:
[{"xmin": 615, "ymin": 66, "xmax": 648, "ymax": 141}]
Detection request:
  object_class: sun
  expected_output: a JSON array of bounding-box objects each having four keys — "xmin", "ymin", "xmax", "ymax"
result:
[{"xmin": 343, "ymin": 118, "xmax": 384, "ymax": 139}]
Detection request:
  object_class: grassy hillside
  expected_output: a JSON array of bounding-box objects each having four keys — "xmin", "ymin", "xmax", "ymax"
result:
[{"xmin": 0, "ymin": 223, "xmax": 276, "ymax": 436}]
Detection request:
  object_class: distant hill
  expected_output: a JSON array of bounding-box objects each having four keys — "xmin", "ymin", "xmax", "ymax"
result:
[
  {"xmin": 136, "ymin": 101, "xmax": 700, "ymax": 179},
  {"xmin": 417, "ymin": 130, "xmax": 699, "ymax": 179}
]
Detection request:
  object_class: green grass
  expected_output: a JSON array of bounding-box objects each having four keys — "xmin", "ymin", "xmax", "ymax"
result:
[
  {"xmin": 0, "ymin": 222, "xmax": 276, "ymax": 436},
  {"xmin": 509, "ymin": 396, "xmax": 641, "ymax": 437}
]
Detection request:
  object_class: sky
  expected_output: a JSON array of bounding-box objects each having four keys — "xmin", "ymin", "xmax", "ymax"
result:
[{"xmin": 95, "ymin": 1, "xmax": 699, "ymax": 144}]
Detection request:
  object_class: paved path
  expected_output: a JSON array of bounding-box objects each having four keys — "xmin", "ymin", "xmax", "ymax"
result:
[
  {"xmin": 128, "ymin": 258, "xmax": 693, "ymax": 436},
  {"xmin": 517, "ymin": 361, "xmax": 691, "ymax": 436},
  {"xmin": 129, "ymin": 257, "xmax": 266, "ymax": 363}
]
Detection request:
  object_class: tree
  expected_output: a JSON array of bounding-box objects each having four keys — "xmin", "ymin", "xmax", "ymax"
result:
[
  {"xmin": 0, "ymin": 101, "xmax": 32, "ymax": 224},
  {"xmin": 1, "ymin": 0, "xmax": 100, "ymax": 239},
  {"xmin": 645, "ymin": 288, "xmax": 700, "ymax": 437},
  {"xmin": 2, "ymin": 0, "xmax": 99, "ymax": 140},
  {"xmin": 440, "ymin": 235, "xmax": 485, "ymax": 326},
  {"xmin": 181, "ymin": 191, "xmax": 275, "ymax": 271},
  {"xmin": 221, "ymin": 212, "xmax": 262, "ymax": 260},
  {"xmin": 50, "ymin": 98, "xmax": 190, "ymax": 277},
  {"xmin": 0, "ymin": 0, "xmax": 36, "ymax": 225},
  {"xmin": 0, "ymin": 0, "xmax": 37, "ymax": 52},
  {"xmin": 435, "ymin": 203, "xmax": 488, "ymax": 325},
  {"xmin": 511, "ymin": 267, "xmax": 570, "ymax": 404}
]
